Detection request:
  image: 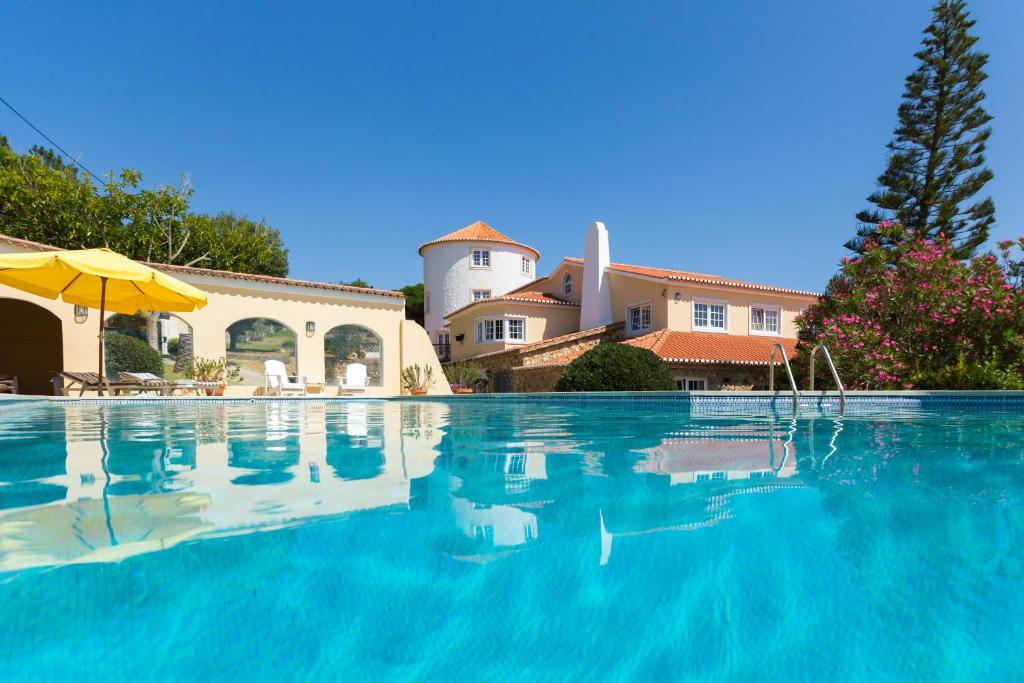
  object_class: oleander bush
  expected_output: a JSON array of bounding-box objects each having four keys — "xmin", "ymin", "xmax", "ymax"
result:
[
  {"xmin": 555, "ymin": 343, "xmax": 675, "ymax": 392},
  {"xmin": 796, "ymin": 224, "xmax": 1024, "ymax": 389},
  {"xmin": 104, "ymin": 332, "xmax": 164, "ymax": 377}
]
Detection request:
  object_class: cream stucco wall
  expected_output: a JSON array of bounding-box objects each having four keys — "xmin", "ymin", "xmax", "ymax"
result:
[
  {"xmin": 447, "ymin": 301, "xmax": 580, "ymax": 361},
  {"xmin": 534, "ymin": 261, "xmax": 584, "ymax": 304},
  {"xmin": 662, "ymin": 283, "xmax": 811, "ymax": 337},
  {"xmin": 606, "ymin": 272, "xmax": 813, "ymax": 338},
  {"xmin": 0, "ymin": 238, "xmax": 449, "ymax": 396}
]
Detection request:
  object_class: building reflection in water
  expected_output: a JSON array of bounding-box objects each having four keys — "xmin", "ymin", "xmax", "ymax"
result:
[
  {"xmin": 0, "ymin": 403, "xmax": 848, "ymax": 571},
  {"xmin": 0, "ymin": 401, "xmax": 448, "ymax": 571}
]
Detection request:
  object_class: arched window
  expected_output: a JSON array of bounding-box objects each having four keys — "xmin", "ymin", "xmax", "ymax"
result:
[
  {"xmin": 324, "ymin": 325, "xmax": 382, "ymax": 387},
  {"xmin": 225, "ymin": 318, "xmax": 296, "ymax": 385},
  {"xmin": 562, "ymin": 271, "xmax": 573, "ymax": 296},
  {"xmin": 105, "ymin": 312, "xmax": 194, "ymax": 379}
]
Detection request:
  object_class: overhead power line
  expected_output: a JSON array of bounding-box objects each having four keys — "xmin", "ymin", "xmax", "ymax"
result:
[{"xmin": 0, "ymin": 94, "xmax": 105, "ymax": 183}]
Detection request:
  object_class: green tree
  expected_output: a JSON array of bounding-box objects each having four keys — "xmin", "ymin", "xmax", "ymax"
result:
[
  {"xmin": 0, "ymin": 136, "xmax": 290, "ymax": 276},
  {"xmin": 339, "ymin": 278, "xmax": 373, "ymax": 289},
  {"xmin": 555, "ymin": 343, "xmax": 676, "ymax": 392},
  {"xmin": 848, "ymin": 0, "xmax": 995, "ymax": 259},
  {"xmin": 399, "ymin": 283, "xmax": 424, "ymax": 325}
]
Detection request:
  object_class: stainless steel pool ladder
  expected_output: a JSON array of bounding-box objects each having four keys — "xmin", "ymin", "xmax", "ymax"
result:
[
  {"xmin": 808, "ymin": 344, "xmax": 846, "ymax": 412},
  {"xmin": 768, "ymin": 343, "xmax": 800, "ymax": 413}
]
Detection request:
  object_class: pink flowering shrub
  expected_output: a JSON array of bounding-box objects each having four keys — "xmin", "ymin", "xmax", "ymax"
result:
[{"xmin": 796, "ymin": 224, "xmax": 1024, "ymax": 389}]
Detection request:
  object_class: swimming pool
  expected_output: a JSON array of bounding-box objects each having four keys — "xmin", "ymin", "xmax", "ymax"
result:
[{"xmin": 1, "ymin": 398, "xmax": 1022, "ymax": 681}]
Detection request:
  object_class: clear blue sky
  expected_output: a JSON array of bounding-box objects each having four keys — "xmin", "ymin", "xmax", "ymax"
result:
[{"xmin": 2, "ymin": 1, "xmax": 1022, "ymax": 292}]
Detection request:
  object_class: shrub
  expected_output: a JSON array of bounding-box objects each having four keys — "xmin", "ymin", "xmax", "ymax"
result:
[
  {"xmin": 912, "ymin": 357, "xmax": 1024, "ymax": 390},
  {"xmin": 797, "ymin": 224, "xmax": 1024, "ymax": 389},
  {"xmin": 166, "ymin": 337, "xmax": 180, "ymax": 356},
  {"xmin": 402, "ymin": 364, "xmax": 435, "ymax": 392},
  {"xmin": 444, "ymin": 361, "xmax": 483, "ymax": 388},
  {"xmin": 104, "ymin": 333, "xmax": 163, "ymax": 377},
  {"xmin": 555, "ymin": 343, "xmax": 675, "ymax": 392},
  {"xmin": 183, "ymin": 357, "xmax": 241, "ymax": 383}
]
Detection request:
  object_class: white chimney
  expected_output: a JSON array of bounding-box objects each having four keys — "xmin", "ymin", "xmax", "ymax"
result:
[{"xmin": 580, "ymin": 221, "xmax": 613, "ymax": 329}]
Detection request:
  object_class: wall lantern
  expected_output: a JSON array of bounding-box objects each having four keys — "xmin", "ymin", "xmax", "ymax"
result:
[
  {"xmin": 305, "ymin": 321, "xmax": 316, "ymax": 337},
  {"xmin": 74, "ymin": 305, "xmax": 89, "ymax": 324},
  {"xmin": 674, "ymin": 291, "xmax": 682, "ymax": 301},
  {"xmin": 454, "ymin": 333, "xmax": 465, "ymax": 343}
]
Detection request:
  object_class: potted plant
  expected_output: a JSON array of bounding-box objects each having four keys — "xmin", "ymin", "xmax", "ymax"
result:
[
  {"xmin": 401, "ymin": 364, "xmax": 435, "ymax": 396},
  {"xmin": 444, "ymin": 361, "xmax": 482, "ymax": 394},
  {"xmin": 185, "ymin": 357, "xmax": 241, "ymax": 396}
]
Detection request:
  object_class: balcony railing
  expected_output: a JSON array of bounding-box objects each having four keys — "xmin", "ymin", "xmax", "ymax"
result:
[{"xmin": 433, "ymin": 342, "xmax": 451, "ymax": 363}]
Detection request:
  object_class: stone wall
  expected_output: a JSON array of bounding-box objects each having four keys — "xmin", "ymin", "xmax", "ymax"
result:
[
  {"xmin": 668, "ymin": 364, "xmax": 772, "ymax": 391},
  {"xmin": 445, "ymin": 323, "xmax": 624, "ymax": 393}
]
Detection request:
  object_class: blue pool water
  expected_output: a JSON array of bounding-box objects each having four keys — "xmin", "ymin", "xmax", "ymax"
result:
[{"xmin": 1, "ymin": 399, "xmax": 1022, "ymax": 681}]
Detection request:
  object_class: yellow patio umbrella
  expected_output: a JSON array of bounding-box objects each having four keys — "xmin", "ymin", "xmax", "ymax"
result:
[{"xmin": 0, "ymin": 247, "xmax": 208, "ymax": 392}]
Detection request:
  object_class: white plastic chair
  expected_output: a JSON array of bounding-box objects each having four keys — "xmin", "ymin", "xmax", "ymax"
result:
[
  {"xmin": 264, "ymin": 360, "xmax": 307, "ymax": 396},
  {"xmin": 340, "ymin": 362, "xmax": 369, "ymax": 394}
]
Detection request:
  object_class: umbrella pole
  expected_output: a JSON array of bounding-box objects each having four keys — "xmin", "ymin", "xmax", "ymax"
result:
[{"xmin": 98, "ymin": 277, "xmax": 108, "ymax": 397}]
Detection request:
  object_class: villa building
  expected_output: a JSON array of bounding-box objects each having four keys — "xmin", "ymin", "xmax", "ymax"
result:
[
  {"xmin": 0, "ymin": 233, "xmax": 447, "ymax": 396},
  {"xmin": 434, "ymin": 221, "xmax": 819, "ymax": 392}
]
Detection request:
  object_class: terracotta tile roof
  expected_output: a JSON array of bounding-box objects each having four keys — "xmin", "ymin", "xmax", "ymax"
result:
[
  {"xmin": 562, "ymin": 257, "xmax": 818, "ymax": 297},
  {"xmin": 419, "ymin": 221, "xmax": 540, "ymax": 259},
  {"xmin": 623, "ymin": 330, "xmax": 798, "ymax": 365},
  {"xmin": 0, "ymin": 233, "xmax": 404, "ymax": 299},
  {"xmin": 444, "ymin": 290, "xmax": 579, "ymax": 320}
]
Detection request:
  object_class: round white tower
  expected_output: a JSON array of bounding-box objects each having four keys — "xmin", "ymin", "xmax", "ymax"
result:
[{"xmin": 419, "ymin": 221, "xmax": 540, "ymax": 346}]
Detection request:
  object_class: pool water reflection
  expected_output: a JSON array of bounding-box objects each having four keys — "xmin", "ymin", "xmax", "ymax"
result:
[{"xmin": 1, "ymin": 400, "xmax": 1023, "ymax": 681}]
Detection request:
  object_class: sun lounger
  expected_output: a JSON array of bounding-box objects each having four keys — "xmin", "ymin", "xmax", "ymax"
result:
[
  {"xmin": 168, "ymin": 379, "xmax": 222, "ymax": 396},
  {"xmin": 55, "ymin": 371, "xmax": 148, "ymax": 396},
  {"xmin": 119, "ymin": 373, "xmax": 222, "ymax": 396},
  {"xmin": 119, "ymin": 372, "xmax": 175, "ymax": 395}
]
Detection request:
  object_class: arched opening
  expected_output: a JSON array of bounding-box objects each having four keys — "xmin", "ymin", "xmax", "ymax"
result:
[
  {"xmin": 562, "ymin": 271, "xmax": 573, "ymax": 296},
  {"xmin": 324, "ymin": 324, "xmax": 382, "ymax": 387},
  {"xmin": 104, "ymin": 313, "xmax": 194, "ymax": 379},
  {"xmin": 0, "ymin": 298, "xmax": 63, "ymax": 395},
  {"xmin": 225, "ymin": 318, "xmax": 297, "ymax": 385}
]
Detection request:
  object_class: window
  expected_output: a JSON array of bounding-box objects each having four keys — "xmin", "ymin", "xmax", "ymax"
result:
[
  {"xmin": 627, "ymin": 303, "xmax": 652, "ymax": 334},
  {"xmin": 471, "ymin": 250, "xmax": 491, "ymax": 268},
  {"xmin": 676, "ymin": 378, "xmax": 706, "ymax": 391},
  {"xmin": 324, "ymin": 324, "xmax": 383, "ymax": 386},
  {"xmin": 562, "ymin": 271, "xmax": 573, "ymax": 296},
  {"xmin": 475, "ymin": 317, "xmax": 526, "ymax": 343},
  {"xmin": 693, "ymin": 300, "xmax": 726, "ymax": 331},
  {"xmin": 225, "ymin": 318, "xmax": 296, "ymax": 385},
  {"xmin": 507, "ymin": 317, "xmax": 525, "ymax": 341},
  {"xmin": 476, "ymin": 319, "xmax": 503, "ymax": 343},
  {"xmin": 472, "ymin": 289, "xmax": 492, "ymax": 301},
  {"xmin": 506, "ymin": 454, "xmax": 526, "ymax": 475},
  {"xmin": 438, "ymin": 332, "xmax": 450, "ymax": 345},
  {"xmin": 424, "ymin": 290, "xmax": 431, "ymax": 314},
  {"xmin": 750, "ymin": 306, "xmax": 781, "ymax": 335},
  {"xmin": 521, "ymin": 256, "xmax": 532, "ymax": 275}
]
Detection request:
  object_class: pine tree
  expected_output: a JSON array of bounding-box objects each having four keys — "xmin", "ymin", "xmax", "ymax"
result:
[{"xmin": 848, "ymin": 0, "xmax": 994, "ymax": 258}]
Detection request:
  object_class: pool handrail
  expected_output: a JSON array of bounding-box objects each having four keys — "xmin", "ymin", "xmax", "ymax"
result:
[
  {"xmin": 808, "ymin": 344, "xmax": 846, "ymax": 412},
  {"xmin": 768, "ymin": 343, "xmax": 800, "ymax": 413}
]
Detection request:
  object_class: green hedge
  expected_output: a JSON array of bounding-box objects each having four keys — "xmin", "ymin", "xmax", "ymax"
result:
[
  {"xmin": 104, "ymin": 332, "xmax": 164, "ymax": 377},
  {"xmin": 555, "ymin": 343, "xmax": 675, "ymax": 392}
]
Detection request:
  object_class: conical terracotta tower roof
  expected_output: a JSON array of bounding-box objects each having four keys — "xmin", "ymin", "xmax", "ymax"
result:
[{"xmin": 418, "ymin": 221, "xmax": 540, "ymax": 259}]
